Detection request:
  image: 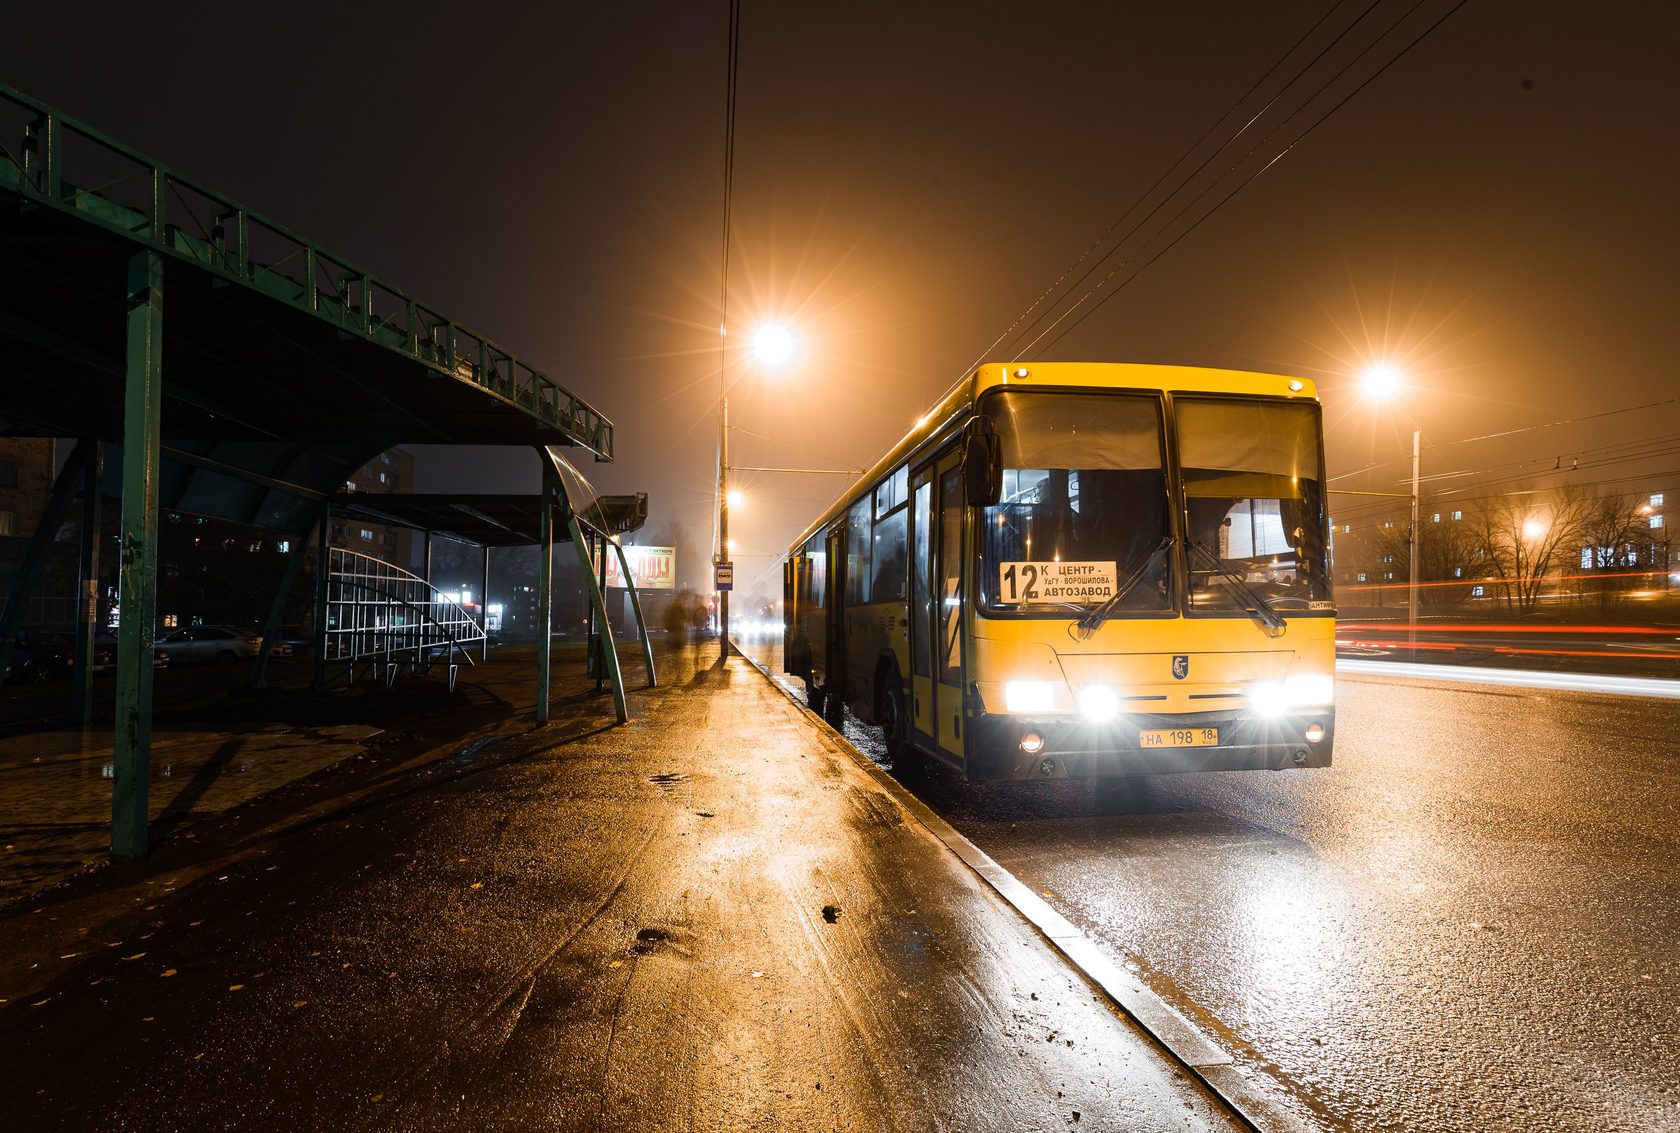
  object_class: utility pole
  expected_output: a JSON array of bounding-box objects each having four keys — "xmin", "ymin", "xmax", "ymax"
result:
[{"xmin": 1409, "ymin": 427, "xmax": 1421, "ymax": 658}]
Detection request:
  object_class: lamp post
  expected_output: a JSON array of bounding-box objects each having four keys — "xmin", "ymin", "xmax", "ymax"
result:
[
  {"xmin": 716, "ymin": 321, "xmax": 799, "ymax": 661},
  {"xmin": 1362, "ymin": 364, "xmax": 1420, "ymax": 656}
]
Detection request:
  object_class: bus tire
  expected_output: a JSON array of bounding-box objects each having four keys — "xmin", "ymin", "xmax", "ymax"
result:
[
  {"xmin": 877, "ymin": 669, "xmax": 906, "ymax": 755},
  {"xmin": 823, "ymin": 684, "xmax": 845, "ymax": 727}
]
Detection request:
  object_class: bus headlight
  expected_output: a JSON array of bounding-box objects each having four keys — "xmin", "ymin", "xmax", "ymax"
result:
[
  {"xmin": 1005, "ymin": 681, "xmax": 1056, "ymax": 713},
  {"xmin": 1284, "ymin": 674, "xmax": 1334, "ymax": 707},
  {"xmin": 1249, "ymin": 675, "xmax": 1334, "ymax": 717},
  {"xmin": 1248, "ymin": 680, "xmax": 1290, "ymax": 718},
  {"xmin": 1077, "ymin": 685, "xmax": 1121, "ymax": 722}
]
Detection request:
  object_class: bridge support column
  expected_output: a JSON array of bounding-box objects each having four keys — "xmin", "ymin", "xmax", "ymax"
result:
[
  {"xmin": 312, "ymin": 505, "xmax": 330, "ymax": 688},
  {"xmin": 480, "ymin": 545, "xmax": 491, "ymax": 663},
  {"xmin": 611, "ymin": 539, "xmax": 657, "ymax": 689},
  {"xmin": 536, "ymin": 455, "xmax": 554, "ymax": 724},
  {"xmin": 554, "ymin": 477, "xmax": 626, "ymax": 725},
  {"xmin": 114, "ymin": 249, "xmax": 163, "ymax": 860},
  {"xmin": 252, "ymin": 509, "xmax": 319, "ymax": 689},
  {"xmin": 72, "ymin": 441, "xmax": 104, "ymax": 727}
]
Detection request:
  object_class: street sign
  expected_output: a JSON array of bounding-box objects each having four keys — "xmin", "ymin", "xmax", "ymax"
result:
[{"xmin": 715, "ymin": 562, "xmax": 734, "ymax": 591}]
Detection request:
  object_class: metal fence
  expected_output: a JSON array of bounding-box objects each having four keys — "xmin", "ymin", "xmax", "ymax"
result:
[{"xmin": 326, "ymin": 547, "xmax": 484, "ymax": 688}]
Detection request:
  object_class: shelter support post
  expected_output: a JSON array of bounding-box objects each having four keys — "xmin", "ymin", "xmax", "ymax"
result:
[
  {"xmin": 584, "ymin": 535, "xmax": 598, "ymax": 681},
  {"xmin": 252, "ymin": 510, "xmax": 320, "ymax": 689},
  {"xmin": 555, "ymin": 481, "xmax": 626, "ymax": 724},
  {"xmin": 593, "ymin": 535, "xmax": 608, "ymax": 692},
  {"xmin": 113, "ymin": 249, "xmax": 163, "ymax": 860},
  {"xmin": 536, "ymin": 456, "xmax": 554, "ymax": 724},
  {"xmin": 611, "ymin": 540, "xmax": 657, "ymax": 689},
  {"xmin": 0, "ymin": 438, "xmax": 91, "ymax": 684},
  {"xmin": 72, "ymin": 441, "xmax": 104, "ymax": 727},
  {"xmin": 312, "ymin": 506, "xmax": 330, "ymax": 688},
  {"xmin": 480, "ymin": 545, "xmax": 491, "ymax": 662}
]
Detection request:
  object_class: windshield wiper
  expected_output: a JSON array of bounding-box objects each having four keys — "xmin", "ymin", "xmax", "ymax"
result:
[
  {"xmin": 1073, "ymin": 536, "xmax": 1174, "ymax": 640},
  {"xmin": 1187, "ymin": 540, "xmax": 1288, "ymax": 634}
]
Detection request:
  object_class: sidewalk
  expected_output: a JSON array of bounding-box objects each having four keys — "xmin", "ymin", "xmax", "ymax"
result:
[{"xmin": 0, "ymin": 640, "xmax": 1239, "ymax": 1132}]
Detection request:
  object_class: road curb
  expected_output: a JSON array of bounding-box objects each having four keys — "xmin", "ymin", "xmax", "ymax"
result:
[{"xmin": 732, "ymin": 643, "xmax": 1308, "ymax": 1133}]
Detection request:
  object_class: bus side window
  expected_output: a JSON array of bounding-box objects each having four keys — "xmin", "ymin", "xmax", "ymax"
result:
[
  {"xmin": 939, "ymin": 466, "xmax": 964, "ymax": 685},
  {"xmin": 911, "ymin": 475, "xmax": 933, "ymax": 678},
  {"xmin": 872, "ymin": 507, "xmax": 907, "ymax": 602}
]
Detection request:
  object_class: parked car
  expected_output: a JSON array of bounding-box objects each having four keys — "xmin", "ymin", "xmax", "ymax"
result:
[
  {"xmin": 2, "ymin": 629, "xmax": 74, "ymax": 684},
  {"xmin": 156, "ymin": 625, "xmax": 263, "ymax": 665},
  {"xmin": 271, "ymin": 625, "xmax": 315, "ymax": 659},
  {"xmin": 92, "ymin": 633, "xmax": 171, "ymax": 673}
]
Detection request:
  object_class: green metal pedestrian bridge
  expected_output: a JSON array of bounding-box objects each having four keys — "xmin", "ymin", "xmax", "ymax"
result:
[{"xmin": 0, "ymin": 82, "xmax": 651, "ymax": 858}]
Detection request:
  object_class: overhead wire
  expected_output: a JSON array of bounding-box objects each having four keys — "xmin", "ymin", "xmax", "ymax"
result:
[
  {"xmin": 964, "ymin": 0, "xmax": 1369, "ymax": 374},
  {"xmin": 1021, "ymin": 0, "xmax": 1469, "ymax": 359}
]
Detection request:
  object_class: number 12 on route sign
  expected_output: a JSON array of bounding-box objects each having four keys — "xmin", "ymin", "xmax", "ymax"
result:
[{"xmin": 715, "ymin": 562, "xmax": 734, "ymax": 591}]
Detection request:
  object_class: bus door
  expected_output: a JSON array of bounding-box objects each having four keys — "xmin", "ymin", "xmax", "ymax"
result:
[
  {"xmin": 908, "ymin": 464, "xmax": 935, "ymax": 748},
  {"xmin": 909, "ymin": 447, "xmax": 966, "ymax": 762},
  {"xmin": 825, "ymin": 524, "xmax": 846, "ymax": 705}
]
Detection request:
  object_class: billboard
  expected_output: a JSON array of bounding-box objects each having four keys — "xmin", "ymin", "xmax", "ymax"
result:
[{"xmin": 602, "ymin": 545, "xmax": 676, "ymax": 590}]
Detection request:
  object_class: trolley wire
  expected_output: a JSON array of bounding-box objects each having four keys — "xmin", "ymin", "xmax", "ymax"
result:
[
  {"xmin": 1020, "ymin": 0, "xmax": 1469, "ymax": 360},
  {"xmin": 964, "ymin": 0, "xmax": 1369, "ymax": 374}
]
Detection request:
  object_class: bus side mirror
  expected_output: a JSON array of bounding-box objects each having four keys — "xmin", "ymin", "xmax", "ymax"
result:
[{"xmin": 963, "ymin": 427, "xmax": 1001, "ymax": 507}]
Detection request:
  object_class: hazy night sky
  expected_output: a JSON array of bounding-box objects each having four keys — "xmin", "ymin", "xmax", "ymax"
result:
[{"xmin": 6, "ymin": 2, "xmax": 1676, "ymax": 606}]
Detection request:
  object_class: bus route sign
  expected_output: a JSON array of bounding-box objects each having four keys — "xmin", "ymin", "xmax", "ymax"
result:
[
  {"xmin": 715, "ymin": 561, "xmax": 734, "ymax": 591},
  {"xmin": 998, "ymin": 560, "xmax": 1117, "ymax": 604}
]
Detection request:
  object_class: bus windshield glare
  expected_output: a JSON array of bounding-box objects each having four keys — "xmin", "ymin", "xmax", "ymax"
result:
[
  {"xmin": 979, "ymin": 391, "xmax": 1172, "ymax": 614},
  {"xmin": 978, "ymin": 391, "xmax": 1332, "ymax": 617}
]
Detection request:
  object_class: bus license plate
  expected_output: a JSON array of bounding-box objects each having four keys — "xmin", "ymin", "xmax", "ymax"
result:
[{"xmin": 1140, "ymin": 727, "xmax": 1218, "ymax": 748}]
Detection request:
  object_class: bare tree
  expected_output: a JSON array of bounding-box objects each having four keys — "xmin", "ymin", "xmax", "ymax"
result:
[
  {"xmin": 1575, "ymin": 493, "xmax": 1648, "ymax": 611},
  {"xmin": 1465, "ymin": 486, "xmax": 1591, "ymax": 614}
]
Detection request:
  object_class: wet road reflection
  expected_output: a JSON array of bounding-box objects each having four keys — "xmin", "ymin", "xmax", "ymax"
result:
[{"xmin": 735, "ymin": 630, "xmax": 1680, "ymax": 1132}]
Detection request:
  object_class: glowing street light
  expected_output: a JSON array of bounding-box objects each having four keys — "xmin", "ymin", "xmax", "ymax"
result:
[
  {"xmin": 750, "ymin": 322, "xmax": 798, "ymax": 371},
  {"xmin": 726, "ymin": 489, "xmax": 745, "ymax": 510},
  {"xmin": 1522, "ymin": 517, "xmax": 1549, "ymax": 542},
  {"xmin": 1361, "ymin": 362, "xmax": 1421, "ymax": 653},
  {"xmin": 718, "ymin": 321, "xmax": 802, "ymax": 661}
]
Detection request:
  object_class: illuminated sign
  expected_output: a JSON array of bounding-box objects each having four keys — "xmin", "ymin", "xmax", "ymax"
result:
[{"xmin": 602, "ymin": 545, "xmax": 676, "ymax": 590}]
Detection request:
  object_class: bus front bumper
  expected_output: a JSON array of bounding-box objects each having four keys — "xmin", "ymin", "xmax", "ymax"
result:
[{"xmin": 969, "ymin": 707, "xmax": 1335, "ymax": 780}]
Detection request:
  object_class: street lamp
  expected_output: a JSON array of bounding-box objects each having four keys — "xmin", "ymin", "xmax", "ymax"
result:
[
  {"xmin": 718, "ymin": 320, "xmax": 800, "ymax": 662},
  {"xmin": 1362, "ymin": 363, "xmax": 1421, "ymax": 654}
]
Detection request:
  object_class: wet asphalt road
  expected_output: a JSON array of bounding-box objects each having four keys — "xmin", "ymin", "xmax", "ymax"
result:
[{"xmin": 738, "ymin": 633, "xmax": 1680, "ymax": 1131}]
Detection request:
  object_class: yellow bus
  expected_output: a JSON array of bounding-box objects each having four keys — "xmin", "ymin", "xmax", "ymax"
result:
[{"xmin": 781, "ymin": 362, "xmax": 1335, "ymax": 781}]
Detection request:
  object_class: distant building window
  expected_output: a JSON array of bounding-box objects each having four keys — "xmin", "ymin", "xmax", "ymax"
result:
[
  {"xmin": 378, "ymin": 473, "xmax": 390, "ymax": 485},
  {"xmin": 1381, "ymin": 554, "xmax": 1395, "ymax": 564},
  {"xmin": 1383, "ymin": 571, "xmax": 1394, "ymax": 581},
  {"xmin": 1451, "ymin": 510, "xmax": 1463, "ymax": 521},
  {"xmin": 345, "ymin": 480, "xmax": 357, "ymax": 492},
  {"xmin": 1356, "ymin": 572, "xmax": 1367, "ymax": 583},
  {"xmin": 1430, "ymin": 513, "xmax": 1440, "ymax": 523},
  {"xmin": 360, "ymin": 528, "xmax": 375, "ymax": 541},
  {"xmin": 0, "ymin": 461, "xmax": 17, "ymax": 489},
  {"xmin": 1342, "ymin": 523, "xmax": 1351, "ymax": 534},
  {"xmin": 1381, "ymin": 521, "xmax": 1393, "ymax": 529},
  {"xmin": 1651, "ymin": 514, "xmax": 1665, "ymax": 530},
  {"xmin": 277, "ymin": 541, "xmax": 291, "ymax": 554},
  {"xmin": 0, "ymin": 510, "xmax": 11, "ymax": 535},
  {"xmin": 1470, "ymin": 585, "xmax": 1484, "ymax": 597},
  {"xmin": 382, "ymin": 453, "xmax": 394, "ymax": 465},
  {"xmin": 1452, "ymin": 567, "xmax": 1463, "ymax": 578},
  {"xmin": 1580, "ymin": 548, "xmax": 1593, "ymax": 570},
  {"xmin": 1653, "ymin": 493, "xmax": 1665, "ymax": 508}
]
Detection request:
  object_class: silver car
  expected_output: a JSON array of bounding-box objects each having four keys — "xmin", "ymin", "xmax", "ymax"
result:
[{"xmin": 156, "ymin": 625, "xmax": 263, "ymax": 665}]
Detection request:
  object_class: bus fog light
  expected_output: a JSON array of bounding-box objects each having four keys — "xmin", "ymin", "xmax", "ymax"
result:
[
  {"xmin": 1006, "ymin": 681, "xmax": 1056, "ymax": 713},
  {"xmin": 1020, "ymin": 731, "xmax": 1045, "ymax": 754},
  {"xmin": 1078, "ymin": 685, "xmax": 1121, "ymax": 722},
  {"xmin": 1304, "ymin": 722, "xmax": 1326, "ymax": 744},
  {"xmin": 1248, "ymin": 681, "xmax": 1289, "ymax": 718}
]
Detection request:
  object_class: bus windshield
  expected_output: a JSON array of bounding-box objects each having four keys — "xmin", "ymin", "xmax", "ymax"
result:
[
  {"xmin": 979, "ymin": 391, "xmax": 1172, "ymax": 615},
  {"xmin": 1176, "ymin": 397, "xmax": 1332, "ymax": 614}
]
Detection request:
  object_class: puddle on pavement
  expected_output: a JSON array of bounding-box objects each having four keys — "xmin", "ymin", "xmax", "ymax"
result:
[{"xmin": 648, "ymin": 772, "xmax": 688, "ymax": 787}]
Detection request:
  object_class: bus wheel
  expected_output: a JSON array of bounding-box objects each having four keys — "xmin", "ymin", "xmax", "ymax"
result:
[
  {"xmin": 877, "ymin": 673, "xmax": 906, "ymax": 755},
  {"xmin": 822, "ymin": 685, "xmax": 845, "ymax": 727},
  {"xmin": 803, "ymin": 675, "xmax": 823, "ymax": 715}
]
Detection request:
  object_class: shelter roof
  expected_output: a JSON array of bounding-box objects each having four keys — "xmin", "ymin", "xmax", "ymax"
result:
[{"xmin": 332, "ymin": 493, "xmax": 649, "ymax": 547}]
